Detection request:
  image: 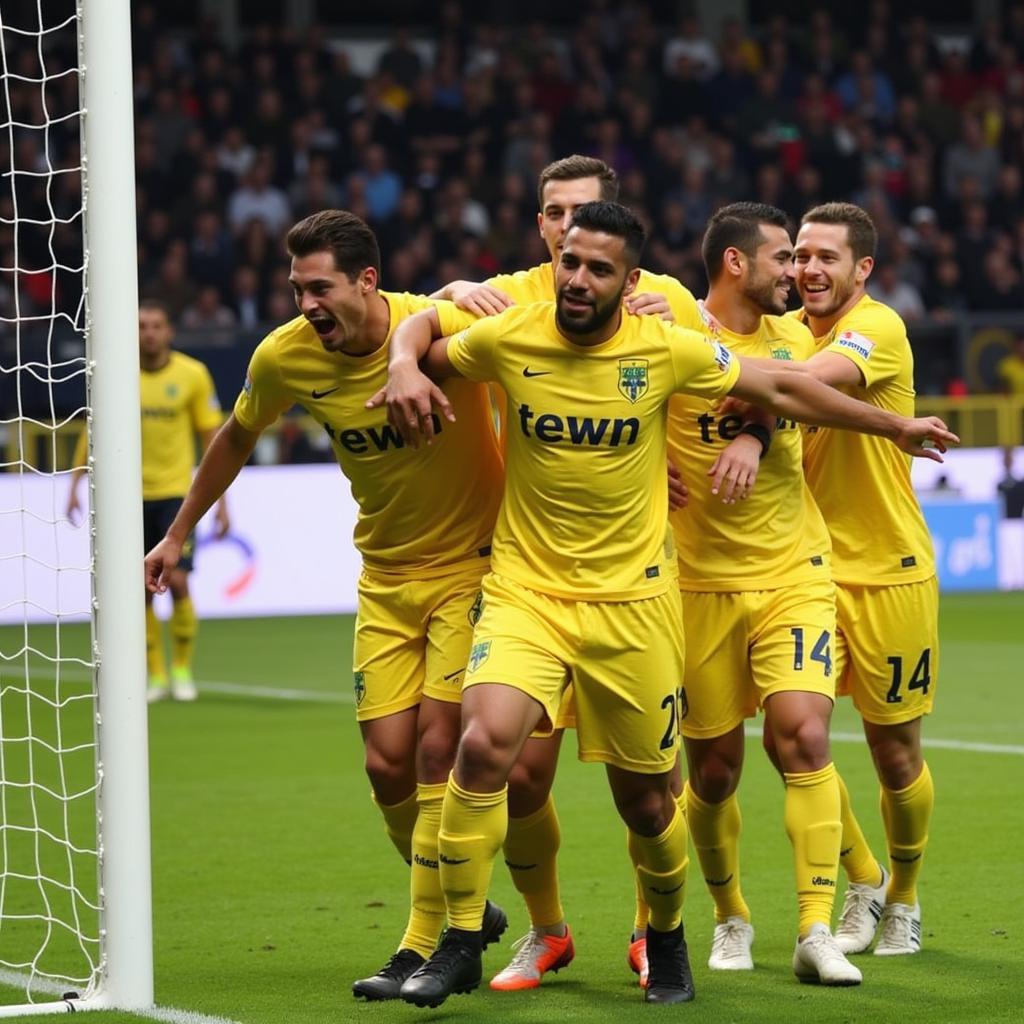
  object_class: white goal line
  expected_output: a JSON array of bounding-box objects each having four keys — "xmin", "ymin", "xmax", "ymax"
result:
[{"xmin": 0, "ymin": 969, "xmax": 241, "ymax": 1024}]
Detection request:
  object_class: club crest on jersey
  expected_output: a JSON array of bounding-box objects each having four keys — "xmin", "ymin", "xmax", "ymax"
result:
[
  {"xmin": 834, "ymin": 329, "xmax": 875, "ymax": 360},
  {"xmin": 618, "ymin": 359, "xmax": 649, "ymax": 403},
  {"xmin": 165, "ymin": 384, "xmax": 179, "ymax": 399},
  {"xmin": 468, "ymin": 640, "xmax": 491, "ymax": 672},
  {"xmin": 353, "ymin": 671, "xmax": 366, "ymax": 706},
  {"xmin": 770, "ymin": 344, "xmax": 793, "ymax": 360}
]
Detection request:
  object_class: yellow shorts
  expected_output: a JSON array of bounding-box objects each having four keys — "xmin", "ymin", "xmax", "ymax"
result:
[
  {"xmin": 465, "ymin": 573, "xmax": 685, "ymax": 774},
  {"xmin": 352, "ymin": 562, "xmax": 486, "ymax": 721},
  {"xmin": 834, "ymin": 576, "xmax": 939, "ymax": 725},
  {"xmin": 680, "ymin": 580, "xmax": 837, "ymax": 739}
]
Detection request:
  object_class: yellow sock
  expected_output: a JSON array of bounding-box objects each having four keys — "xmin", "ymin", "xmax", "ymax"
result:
[
  {"xmin": 627, "ymin": 789, "xmax": 685, "ymax": 933},
  {"xmin": 503, "ymin": 794, "xmax": 564, "ymax": 929},
  {"xmin": 373, "ymin": 789, "xmax": 418, "ymax": 864},
  {"xmin": 784, "ymin": 762, "xmax": 841, "ymax": 936},
  {"xmin": 145, "ymin": 604, "xmax": 167, "ymax": 681},
  {"xmin": 630, "ymin": 805, "xmax": 689, "ymax": 933},
  {"xmin": 837, "ymin": 770, "xmax": 883, "ymax": 887},
  {"xmin": 400, "ymin": 782, "xmax": 446, "ymax": 958},
  {"xmin": 880, "ymin": 761, "xmax": 933, "ymax": 906},
  {"xmin": 627, "ymin": 829, "xmax": 650, "ymax": 933},
  {"xmin": 439, "ymin": 773, "xmax": 507, "ymax": 931},
  {"xmin": 169, "ymin": 596, "xmax": 197, "ymax": 671},
  {"xmin": 685, "ymin": 780, "xmax": 750, "ymax": 924}
]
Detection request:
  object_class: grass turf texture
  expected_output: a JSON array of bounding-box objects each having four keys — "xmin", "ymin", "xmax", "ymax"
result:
[{"xmin": 0, "ymin": 591, "xmax": 1021, "ymax": 1022}]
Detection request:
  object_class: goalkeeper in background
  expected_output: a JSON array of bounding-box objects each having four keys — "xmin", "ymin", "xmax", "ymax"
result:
[{"xmin": 67, "ymin": 299, "xmax": 229, "ymax": 702}]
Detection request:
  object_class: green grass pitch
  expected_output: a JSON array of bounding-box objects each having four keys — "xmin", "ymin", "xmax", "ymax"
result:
[{"xmin": 0, "ymin": 591, "xmax": 1021, "ymax": 1022}]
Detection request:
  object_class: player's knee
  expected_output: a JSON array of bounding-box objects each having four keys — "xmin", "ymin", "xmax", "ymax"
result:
[
  {"xmin": 456, "ymin": 719, "xmax": 516, "ymax": 788},
  {"xmin": 689, "ymin": 753, "xmax": 740, "ymax": 804},
  {"xmin": 615, "ymin": 784, "xmax": 675, "ymax": 838},
  {"xmin": 417, "ymin": 723, "xmax": 458, "ymax": 784},
  {"xmin": 363, "ymin": 744, "xmax": 414, "ymax": 795},
  {"xmin": 869, "ymin": 736, "xmax": 922, "ymax": 791},
  {"xmin": 506, "ymin": 759, "xmax": 553, "ymax": 817},
  {"xmin": 774, "ymin": 716, "xmax": 830, "ymax": 772}
]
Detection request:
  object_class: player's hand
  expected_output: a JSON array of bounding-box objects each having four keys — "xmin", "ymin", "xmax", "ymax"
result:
[
  {"xmin": 624, "ymin": 292, "xmax": 674, "ymax": 321},
  {"xmin": 668, "ymin": 459, "xmax": 688, "ymax": 510},
  {"xmin": 893, "ymin": 416, "xmax": 959, "ymax": 462},
  {"xmin": 449, "ymin": 281, "xmax": 515, "ymax": 318},
  {"xmin": 366, "ymin": 362, "xmax": 455, "ymax": 448},
  {"xmin": 708, "ymin": 434, "xmax": 762, "ymax": 503},
  {"xmin": 145, "ymin": 536, "xmax": 182, "ymax": 595},
  {"xmin": 715, "ymin": 395, "xmax": 753, "ymax": 418},
  {"xmin": 65, "ymin": 489, "xmax": 82, "ymax": 525},
  {"xmin": 213, "ymin": 500, "xmax": 230, "ymax": 540}
]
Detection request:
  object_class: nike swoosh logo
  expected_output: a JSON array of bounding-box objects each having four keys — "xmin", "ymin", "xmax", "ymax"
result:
[
  {"xmin": 443, "ymin": 669, "xmax": 465, "ymax": 681},
  {"xmin": 649, "ymin": 882, "xmax": 684, "ymax": 895},
  {"xmin": 522, "ymin": 367, "xmax": 551, "ymax": 377},
  {"xmin": 311, "ymin": 386, "xmax": 341, "ymax": 399}
]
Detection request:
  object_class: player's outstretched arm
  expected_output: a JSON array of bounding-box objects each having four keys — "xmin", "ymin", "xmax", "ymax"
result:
[
  {"xmin": 145, "ymin": 415, "xmax": 260, "ymax": 594},
  {"xmin": 366, "ymin": 308, "xmax": 463, "ymax": 447},
  {"xmin": 199, "ymin": 427, "xmax": 231, "ymax": 538},
  {"xmin": 430, "ymin": 280, "xmax": 514, "ymax": 317},
  {"xmin": 729, "ymin": 360, "xmax": 959, "ymax": 461}
]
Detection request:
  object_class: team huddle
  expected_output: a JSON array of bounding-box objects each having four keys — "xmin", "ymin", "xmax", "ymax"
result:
[{"xmin": 144, "ymin": 155, "xmax": 955, "ymax": 1008}]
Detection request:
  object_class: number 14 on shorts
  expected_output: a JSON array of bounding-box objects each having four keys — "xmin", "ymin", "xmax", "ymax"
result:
[{"xmin": 790, "ymin": 628, "xmax": 833, "ymax": 676}]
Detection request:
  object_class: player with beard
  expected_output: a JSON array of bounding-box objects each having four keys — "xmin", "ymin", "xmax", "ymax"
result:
[
  {"xmin": 766, "ymin": 202, "xmax": 940, "ymax": 958},
  {"xmin": 372, "ymin": 201, "xmax": 956, "ymax": 1008},
  {"xmin": 666, "ymin": 203, "xmax": 859, "ymax": 984},
  {"xmin": 144, "ymin": 210, "xmax": 510, "ymax": 1001}
]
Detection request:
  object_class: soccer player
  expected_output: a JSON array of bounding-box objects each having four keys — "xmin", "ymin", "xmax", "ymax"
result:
[
  {"xmin": 779, "ymin": 202, "xmax": 941, "ymax": 957},
  {"xmin": 374, "ymin": 201, "xmax": 956, "ymax": 1008},
  {"xmin": 67, "ymin": 300, "xmax": 229, "ymax": 702},
  {"xmin": 436, "ymin": 154, "xmax": 707, "ymax": 992},
  {"xmin": 143, "ymin": 210, "xmax": 508, "ymax": 1000},
  {"xmin": 668, "ymin": 202, "xmax": 859, "ymax": 984}
]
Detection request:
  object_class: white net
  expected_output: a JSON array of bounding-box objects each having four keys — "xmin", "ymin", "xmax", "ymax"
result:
[{"xmin": 0, "ymin": 0, "xmax": 102, "ymax": 1006}]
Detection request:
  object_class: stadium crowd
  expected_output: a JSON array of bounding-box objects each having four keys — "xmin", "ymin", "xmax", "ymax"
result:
[
  {"xmin": 3, "ymin": 1, "xmax": 1024, "ymax": 400},
  {"xmin": 121, "ymin": 2, "xmax": 1024, "ymax": 337}
]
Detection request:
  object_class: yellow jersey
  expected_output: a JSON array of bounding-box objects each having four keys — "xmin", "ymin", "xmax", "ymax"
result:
[
  {"xmin": 668, "ymin": 311, "xmax": 832, "ymax": 590},
  {"xmin": 234, "ymin": 292, "xmax": 503, "ymax": 577},
  {"xmin": 796, "ymin": 295, "xmax": 935, "ymax": 585},
  {"xmin": 139, "ymin": 351, "xmax": 222, "ymax": 500},
  {"xmin": 446, "ymin": 302, "xmax": 740, "ymax": 601},
  {"xmin": 487, "ymin": 263, "xmax": 704, "ymax": 329}
]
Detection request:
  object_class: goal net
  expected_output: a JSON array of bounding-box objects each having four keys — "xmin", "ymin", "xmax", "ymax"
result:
[{"xmin": 0, "ymin": 0, "xmax": 152, "ymax": 1014}]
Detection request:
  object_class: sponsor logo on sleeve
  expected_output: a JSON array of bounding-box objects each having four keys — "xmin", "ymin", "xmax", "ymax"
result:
[
  {"xmin": 353, "ymin": 671, "xmax": 366, "ymax": 706},
  {"xmin": 468, "ymin": 640, "xmax": 492, "ymax": 672},
  {"xmin": 834, "ymin": 330, "xmax": 875, "ymax": 360},
  {"xmin": 242, "ymin": 372, "xmax": 252, "ymax": 396},
  {"xmin": 711, "ymin": 341, "xmax": 733, "ymax": 372}
]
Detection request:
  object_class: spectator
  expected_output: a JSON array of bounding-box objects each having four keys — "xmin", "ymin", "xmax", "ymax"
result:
[
  {"xmin": 227, "ymin": 158, "xmax": 291, "ymax": 237},
  {"xmin": 867, "ymin": 262, "xmax": 925, "ymax": 320},
  {"xmin": 943, "ymin": 114, "xmax": 1001, "ymax": 199},
  {"xmin": 180, "ymin": 284, "xmax": 237, "ymax": 332}
]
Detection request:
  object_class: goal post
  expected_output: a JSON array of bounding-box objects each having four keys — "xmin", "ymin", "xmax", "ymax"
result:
[{"xmin": 0, "ymin": 0, "xmax": 153, "ymax": 1014}]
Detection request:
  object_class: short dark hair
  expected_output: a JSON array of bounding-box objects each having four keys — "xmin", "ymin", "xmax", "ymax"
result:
[
  {"xmin": 537, "ymin": 155, "xmax": 619, "ymax": 209},
  {"xmin": 138, "ymin": 298, "xmax": 172, "ymax": 323},
  {"xmin": 286, "ymin": 209, "xmax": 381, "ymax": 280},
  {"xmin": 702, "ymin": 202, "xmax": 789, "ymax": 280},
  {"xmin": 567, "ymin": 201, "xmax": 646, "ymax": 269},
  {"xmin": 801, "ymin": 202, "xmax": 877, "ymax": 261}
]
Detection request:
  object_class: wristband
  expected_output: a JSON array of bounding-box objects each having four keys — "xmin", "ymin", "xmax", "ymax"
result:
[{"xmin": 738, "ymin": 423, "xmax": 771, "ymax": 460}]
